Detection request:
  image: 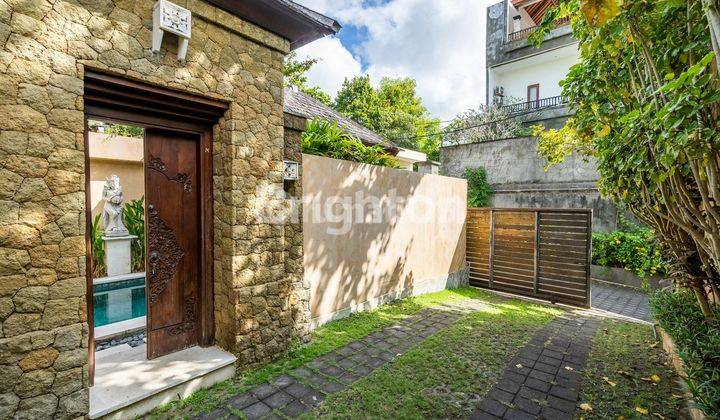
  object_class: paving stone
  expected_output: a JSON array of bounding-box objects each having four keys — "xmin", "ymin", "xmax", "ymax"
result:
[
  {"xmin": 367, "ymin": 357, "xmax": 386, "ymax": 368},
  {"xmin": 336, "ymin": 347, "xmax": 355, "ymax": 357},
  {"xmin": 528, "ymin": 369, "xmax": 554, "ymax": 383},
  {"xmin": 353, "ymin": 364, "xmax": 374, "ymax": 376},
  {"xmin": 496, "ymin": 379, "xmax": 521, "ymax": 394},
  {"xmin": 197, "ymin": 407, "xmax": 231, "ymax": 420},
  {"xmin": 334, "ymin": 357, "xmax": 355, "ymax": 369},
  {"xmin": 337, "ymin": 372, "xmax": 362, "ymax": 385},
  {"xmin": 290, "ymin": 367, "xmax": 313, "ymax": 379},
  {"xmin": 540, "ymin": 406, "xmax": 569, "ymax": 419},
  {"xmin": 513, "ymin": 397, "xmax": 541, "ymax": 415},
  {"xmin": 307, "ymin": 359, "xmax": 329, "ymax": 370},
  {"xmin": 306, "ymin": 374, "xmax": 329, "ymax": 389},
  {"xmin": 251, "ymin": 384, "xmax": 277, "ymax": 400},
  {"xmin": 272, "ymin": 374, "xmax": 295, "ymax": 388},
  {"xmin": 470, "ymin": 410, "xmax": 503, "ymax": 420},
  {"xmin": 280, "ymin": 400, "xmax": 311, "ymax": 417},
  {"xmin": 350, "ymin": 352, "xmax": 372, "ymax": 363},
  {"xmin": 478, "ymin": 398, "xmax": 507, "ymax": 417},
  {"xmin": 547, "ymin": 395, "xmax": 576, "ymax": 413},
  {"xmin": 533, "ymin": 362, "xmax": 558, "ymax": 375},
  {"xmin": 488, "ymin": 388, "xmax": 514, "ymax": 404},
  {"xmin": 299, "ymin": 389, "xmax": 325, "ymax": 407},
  {"xmin": 549, "ymin": 385, "xmax": 578, "ymax": 402},
  {"xmin": 263, "ymin": 391, "xmax": 294, "ymax": 409},
  {"xmin": 284, "ymin": 382, "xmax": 315, "ymax": 399},
  {"xmin": 242, "ymin": 401, "xmax": 272, "ymax": 420},
  {"xmin": 228, "ymin": 392, "xmax": 258, "ymax": 410},
  {"xmin": 518, "ymin": 386, "xmax": 545, "ymax": 402},
  {"xmin": 319, "ymin": 365, "xmax": 345, "ymax": 378},
  {"xmin": 317, "ymin": 379, "xmax": 346, "ymax": 394},
  {"xmin": 537, "ymin": 355, "xmax": 562, "ymax": 367},
  {"xmin": 503, "ymin": 408, "xmax": 536, "ymax": 420}
]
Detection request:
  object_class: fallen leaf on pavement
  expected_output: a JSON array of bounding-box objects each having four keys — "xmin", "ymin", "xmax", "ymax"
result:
[{"xmin": 636, "ymin": 407, "xmax": 649, "ymax": 415}]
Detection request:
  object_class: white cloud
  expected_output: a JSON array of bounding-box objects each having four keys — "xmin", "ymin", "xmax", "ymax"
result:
[
  {"xmin": 295, "ymin": 0, "xmax": 500, "ymax": 120},
  {"xmin": 294, "ymin": 37, "xmax": 362, "ymax": 98}
]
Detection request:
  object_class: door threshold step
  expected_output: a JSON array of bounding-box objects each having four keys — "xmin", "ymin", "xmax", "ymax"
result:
[{"xmin": 89, "ymin": 345, "xmax": 236, "ymax": 419}]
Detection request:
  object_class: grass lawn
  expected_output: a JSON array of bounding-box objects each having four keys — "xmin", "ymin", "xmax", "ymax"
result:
[
  {"xmin": 150, "ymin": 287, "xmax": 506, "ymax": 418},
  {"xmin": 307, "ymin": 298, "xmax": 561, "ymax": 418},
  {"xmin": 576, "ymin": 319, "xmax": 682, "ymax": 419}
]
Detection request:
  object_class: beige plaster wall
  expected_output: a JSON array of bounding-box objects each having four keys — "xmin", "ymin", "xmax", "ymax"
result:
[
  {"xmin": 88, "ymin": 132, "xmax": 144, "ymax": 219},
  {"xmin": 302, "ymin": 154, "xmax": 468, "ymax": 324}
]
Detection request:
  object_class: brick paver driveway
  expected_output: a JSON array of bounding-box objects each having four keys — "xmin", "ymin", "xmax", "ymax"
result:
[{"xmin": 591, "ymin": 281, "xmax": 652, "ymax": 322}]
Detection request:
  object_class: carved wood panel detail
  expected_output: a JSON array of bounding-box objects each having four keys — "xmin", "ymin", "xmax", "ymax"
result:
[
  {"xmin": 147, "ymin": 205, "xmax": 185, "ymax": 303},
  {"xmin": 167, "ymin": 297, "xmax": 196, "ymax": 336},
  {"xmin": 148, "ymin": 154, "xmax": 192, "ymax": 192}
]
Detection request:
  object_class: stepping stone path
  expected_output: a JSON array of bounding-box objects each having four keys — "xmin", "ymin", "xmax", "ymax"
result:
[
  {"xmin": 591, "ymin": 282, "xmax": 652, "ymax": 322},
  {"xmin": 197, "ymin": 307, "xmax": 466, "ymax": 419},
  {"xmin": 470, "ymin": 315, "xmax": 601, "ymax": 420}
]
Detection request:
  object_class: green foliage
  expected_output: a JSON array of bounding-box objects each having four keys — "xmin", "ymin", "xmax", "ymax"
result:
[
  {"xmin": 103, "ymin": 123, "xmax": 143, "ymax": 138},
  {"xmin": 650, "ymin": 290, "xmax": 720, "ymax": 416},
  {"xmin": 91, "ymin": 214, "xmax": 105, "ymax": 278},
  {"xmin": 123, "ymin": 196, "xmax": 145, "ymax": 273},
  {"xmin": 283, "ymin": 52, "xmax": 331, "ymax": 105},
  {"xmin": 592, "ymin": 229, "xmax": 668, "ymax": 278},
  {"xmin": 301, "ymin": 118, "xmax": 400, "ymax": 168},
  {"xmin": 531, "ymin": 0, "xmax": 720, "ymax": 314},
  {"xmin": 90, "ymin": 198, "xmax": 146, "ymax": 277},
  {"xmin": 333, "ymin": 75, "xmax": 442, "ymax": 155},
  {"xmin": 463, "ymin": 167, "xmax": 494, "ymax": 207}
]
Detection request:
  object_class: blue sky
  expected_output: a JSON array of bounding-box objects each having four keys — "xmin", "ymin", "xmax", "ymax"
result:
[{"xmin": 295, "ymin": 0, "xmax": 495, "ymax": 120}]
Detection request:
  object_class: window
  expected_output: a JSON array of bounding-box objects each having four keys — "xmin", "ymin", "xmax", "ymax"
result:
[{"xmin": 527, "ymin": 84, "xmax": 540, "ymax": 103}]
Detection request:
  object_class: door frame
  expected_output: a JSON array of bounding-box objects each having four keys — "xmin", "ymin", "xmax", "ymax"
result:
[{"xmin": 83, "ymin": 70, "xmax": 228, "ymax": 384}]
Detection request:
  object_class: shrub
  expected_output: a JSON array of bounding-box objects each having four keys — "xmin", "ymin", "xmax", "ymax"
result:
[
  {"xmin": 463, "ymin": 167, "xmax": 493, "ymax": 207},
  {"xmin": 301, "ymin": 118, "xmax": 400, "ymax": 168},
  {"xmin": 91, "ymin": 214, "xmax": 106, "ymax": 278},
  {"xmin": 592, "ymin": 229, "xmax": 668, "ymax": 278},
  {"xmin": 650, "ymin": 290, "xmax": 720, "ymax": 416}
]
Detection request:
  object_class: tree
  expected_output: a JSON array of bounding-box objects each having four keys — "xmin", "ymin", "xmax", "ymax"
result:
[
  {"xmin": 333, "ymin": 76, "xmax": 442, "ymax": 158},
  {"xmin": 531, "ymin": 0, "xmax": 720, "ymax": 318},
  {"xmin": 283, "ymin": 52, "xmax": 331, "ymax": 105}
]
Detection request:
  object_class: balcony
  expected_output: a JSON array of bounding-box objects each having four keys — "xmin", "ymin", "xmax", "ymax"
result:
[
  {"xmin": 501, "ymin": 95, "xmax": 569, "ymax": 114},
  {"xmin": 507, "ymin": 17, "xmax": 570, "ymax": 42}
]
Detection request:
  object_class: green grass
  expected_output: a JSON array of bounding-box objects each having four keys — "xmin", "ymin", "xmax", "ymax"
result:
[
  {"xmin": 148, "ymin": 287, "xmax": 498, "ymax": 418},
  {"xmin": 576, "ymin": 319, "xmax": 681, "ymax": 419},
  {"xmin": 307, "ymin": 299, "xmax": 561, "ymax": 418}
]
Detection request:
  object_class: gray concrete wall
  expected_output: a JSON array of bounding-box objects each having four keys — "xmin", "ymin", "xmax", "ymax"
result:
[{"xmin": 440, "ymin": 136, "xmax": 620, "ymax": 232}]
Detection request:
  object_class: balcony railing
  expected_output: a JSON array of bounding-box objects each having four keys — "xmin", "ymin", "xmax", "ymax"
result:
[
  {"xmin": 506, "ymin": 17, "xmax": 570, "ymax": 42},
  {"xmin": 501, "ymin": 95, "xmax": 569, "ymax": 114}
]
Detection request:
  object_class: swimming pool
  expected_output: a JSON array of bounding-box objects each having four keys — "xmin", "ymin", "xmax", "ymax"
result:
[{"xmin": 93, "ymin": 276, "xmax": 146, "ymax": 327}]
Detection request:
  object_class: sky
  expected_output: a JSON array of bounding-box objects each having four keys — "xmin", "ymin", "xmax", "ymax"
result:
[{"xmin": 294, "ymin": 0, "xmax": 498, "ymax": 121}]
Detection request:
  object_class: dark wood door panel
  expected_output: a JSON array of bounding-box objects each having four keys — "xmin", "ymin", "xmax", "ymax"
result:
[{"xmin": 145, "ymin": 129, "xmax": 201, "ymax": 359}]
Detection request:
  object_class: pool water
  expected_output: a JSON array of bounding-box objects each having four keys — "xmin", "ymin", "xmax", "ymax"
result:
[{"xmin": 93, "ymin": 277, "xmax": 147, "ymax": 327}]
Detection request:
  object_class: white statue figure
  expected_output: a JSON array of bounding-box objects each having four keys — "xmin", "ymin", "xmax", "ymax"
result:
[{"xmin": 102, "ymin": 175, "xmax": 129, "ymax": 237}]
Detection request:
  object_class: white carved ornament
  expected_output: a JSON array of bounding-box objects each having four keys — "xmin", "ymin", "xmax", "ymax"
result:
[
  {"xmin": 152, "ymin": 0, "xmax": 192, "ymax": 60},
  {"xmin": 284, "ymin": 160, "xmax": 300, "ymax": 181}
]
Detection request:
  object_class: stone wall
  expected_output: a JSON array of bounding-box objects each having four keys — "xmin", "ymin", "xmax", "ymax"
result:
[
  {"xmin": 440, "ymin": 137, "xmax": 620, "ymax": 232},
  {"xmin": 0, "ymin": 0, "xmax": 309, "ymax": 417}
]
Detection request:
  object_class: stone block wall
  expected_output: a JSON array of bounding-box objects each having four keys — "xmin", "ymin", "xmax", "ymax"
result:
[
  {"xmin": 440, "ymin": 137, "xmax": 620, "ymax": 232},
  {"xmin": 0, "ymin": 0, "xmax": 310, "ymax": 417}
]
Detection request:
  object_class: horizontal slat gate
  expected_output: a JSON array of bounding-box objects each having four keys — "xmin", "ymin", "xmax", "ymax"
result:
[{"xmin": 467, "ymin": 208, "xmax": 591, "ymax": 308}]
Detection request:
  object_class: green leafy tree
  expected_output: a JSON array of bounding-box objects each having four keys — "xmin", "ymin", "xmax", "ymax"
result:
[
  {"xmin": 333, "ymin": 76, "xmax": 442, "ymax": 158},
  {"xmin": 531, "ymin": 0, "xmax": 720, "ymax": 319},
  {"xmin": 283, "ymin": 52, "xmax": 331, "ymax": 105},
  {"xmin": 301, "ymin": 118, "xmax": 400, "ymax": 168}
]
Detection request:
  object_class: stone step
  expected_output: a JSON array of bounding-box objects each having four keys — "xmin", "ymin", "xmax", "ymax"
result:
[{"xmin": 89, "ymin": 345, "xmax": 236, "ymax": 419}]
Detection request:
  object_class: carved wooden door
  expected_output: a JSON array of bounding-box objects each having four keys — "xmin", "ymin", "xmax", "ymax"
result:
[{"xmin": 144, "ymin": 129, "xmax": 201, "ymax": 359}]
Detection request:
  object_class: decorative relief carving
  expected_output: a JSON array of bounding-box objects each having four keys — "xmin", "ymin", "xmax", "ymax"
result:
[
  {"xmin": 147, "ymin": 154, "xmax": 192, "ymax": 192},
  {"xmin": 168, "ymin": 297, "xmax": 196, "ymax": 336},
  {"xmin": 147, "ymin": 205, "xmax": 185, "ymax": 303}
]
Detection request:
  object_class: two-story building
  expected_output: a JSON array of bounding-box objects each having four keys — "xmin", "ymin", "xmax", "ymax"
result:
[{"xmin": 486, "ymin": 0, "xmax": 577, "ymax": 128}]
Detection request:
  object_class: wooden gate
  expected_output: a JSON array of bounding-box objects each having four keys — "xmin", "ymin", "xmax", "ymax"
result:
[{"xmin": 466, "ymin": 208, "xmax": 592, "ymax": 308}]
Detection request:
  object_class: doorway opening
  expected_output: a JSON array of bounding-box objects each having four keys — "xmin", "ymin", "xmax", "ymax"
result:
[
  {"xmin": 83, "ymin": 71, "xmax": 231, "ymax": 418},
  {"xmin": 87, "ymin": 120, "xmax": 148, "ymax": 350}
]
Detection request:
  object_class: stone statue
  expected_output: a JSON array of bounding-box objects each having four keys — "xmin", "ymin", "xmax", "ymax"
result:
[{"xmin": 102, "ymin": 175, "xmax": 129, "ymax": 237}]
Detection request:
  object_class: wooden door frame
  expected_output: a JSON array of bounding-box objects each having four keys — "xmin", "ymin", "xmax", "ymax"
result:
[
  {"xmin": 83, "ymin": 70, "xmax": 227, "ymax": 384},
  {"xmin": 527, "ymin": 83, "xmax": 540, "ymax": 103}
]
